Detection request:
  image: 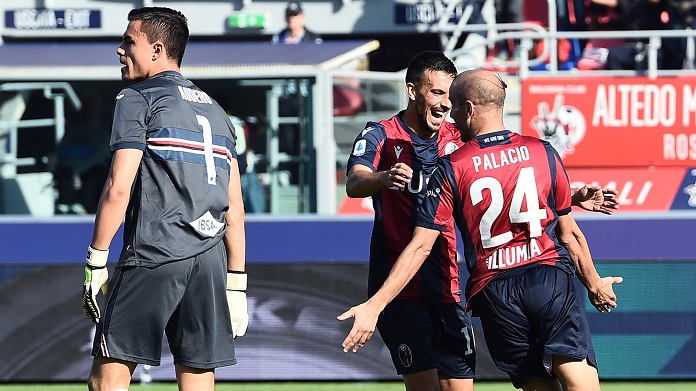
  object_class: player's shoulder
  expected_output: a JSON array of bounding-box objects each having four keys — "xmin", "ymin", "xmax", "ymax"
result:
[
  {"xmin": 518, "ymin": 133, "xmax": 553, "ymax": 150},
  {"xmin": 358, "ymin": 120, "xmax": 387, "ymax": 139},
  {"xmin": 113, "ymin": 86, "xmax": 146, "ymax": 105}
]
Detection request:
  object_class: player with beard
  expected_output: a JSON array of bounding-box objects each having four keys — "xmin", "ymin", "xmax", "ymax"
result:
[
  {"xmin": 338, "ymin": 59, "xmax": 620, "ymax": 390},
  {"xmin": 347, "ymin": 69, "xmax": 622, "ymax": 391},
  {"xmin": 338, "ymin": 51, "xmax": 474, "ymax": 391}
]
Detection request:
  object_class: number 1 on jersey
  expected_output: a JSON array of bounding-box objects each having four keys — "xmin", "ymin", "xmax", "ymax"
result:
[{"xmin": 196, "ymin": 114, "xmax": 217, "ymax": 185}]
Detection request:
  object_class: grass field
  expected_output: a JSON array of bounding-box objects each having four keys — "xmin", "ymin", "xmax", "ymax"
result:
[{"xmin": 1, "ymin": 381, "xmax": 694, "ymax": 391}]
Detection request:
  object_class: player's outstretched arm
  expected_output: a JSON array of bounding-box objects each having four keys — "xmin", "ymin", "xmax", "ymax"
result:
[
  {"xmin": 571, "ymin": 184, "xmax": 619, "ymax": 215},
  {"xmin": 346, "ymin": 163, "xmax": 413, "ymax": 198},
  {"xmin": 555, "ymin": 214, "xmax": 623, "ymax": 313},
  {"xmin": 337, "ymin": 226, "xmax": 439, "ymax": 352}
]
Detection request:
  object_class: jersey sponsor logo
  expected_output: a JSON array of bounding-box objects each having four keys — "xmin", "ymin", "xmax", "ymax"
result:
[
  {"xmin": 115, "ymin": 93, "xmax": 125, "ymax": 100},
  {"xmin": 425, "ymin": 187, "xmax": 440, "ymax": 198},
  {"xmin": 178, "ymin": 85, "xmax": 213, "ymax": 105},
  {"xmin": 444, "ymin": 141, "xmax": 459, "ymax": 155},
  {"xmin": 398, "ymin": 343, "xmax": 413, "ymax": 368},
  {"xmin": 394, "ymin": 145, "xmax": 403, "ymax": 159},
  {"xmin": 472, "ymin": 146, "xmax": 530, "ymax": 173},
  {"xmin": 189, "ymin": 211, "xmax": 223, "ymax": 237},
  {"xmin": 352, "ymin": 139, "xmax": 366, "ymax": 156},
  {"xmin": 485, "ymin": 238, "xmax": 542, "ymax": 270},
  {"xmin": 388, "ymin": 169, "xmax": 431, "ymax": 194}
]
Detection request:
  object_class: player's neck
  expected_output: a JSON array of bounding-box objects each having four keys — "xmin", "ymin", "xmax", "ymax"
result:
[
  {"xmin": 402, "ymin": 108, "xmax": 437, "ymax": 140},
  {"xmin": 148, "ymin": 62, "xmax": 181, "ymax": 78},
  {"xmin": 473, "ymin": 123, "xmax": 507, "ymax": 138}
]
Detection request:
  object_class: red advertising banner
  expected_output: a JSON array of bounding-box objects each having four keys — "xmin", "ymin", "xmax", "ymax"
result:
[
  {"xmin": 338, "ymin": 167, "xmax": 696, "ymax": 214},
  {"xmin": 567, "ymin": 167, "xmax": 688, "ymax": 212},
  {"xmin": 522, "ymin": 76, "xmax": 696, "ymax": 167}
]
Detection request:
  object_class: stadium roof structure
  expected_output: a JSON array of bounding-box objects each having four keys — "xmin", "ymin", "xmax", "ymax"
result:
[
  {"xmin": 0, "ymin": 39, "xmax": 380, "ymax": 80},
  {"xmin": 0, "ymin": 39, "xmax": 380, "ymax": 214}
]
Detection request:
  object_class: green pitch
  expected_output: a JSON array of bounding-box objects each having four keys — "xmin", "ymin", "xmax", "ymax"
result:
[{"xmin": 0, "ymin": 382, "xmax": 694, "ymax": 391}]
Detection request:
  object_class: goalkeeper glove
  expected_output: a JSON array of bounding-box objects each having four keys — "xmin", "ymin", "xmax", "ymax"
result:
[
  {"xmin": 226, "ymin": 271, "xmax": 249, "ymax": 338},
  {"xmin": 83, "ymin": 246, "xmax": 109, "ymax": 324}
]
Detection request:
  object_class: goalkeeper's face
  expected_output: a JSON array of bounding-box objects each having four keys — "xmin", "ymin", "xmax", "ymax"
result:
[{"xmin": 117, "ymin": 20, "xmax": 155, "ymax": 83}]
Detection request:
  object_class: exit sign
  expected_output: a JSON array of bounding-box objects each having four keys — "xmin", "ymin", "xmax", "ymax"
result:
[{"xmin": 228, "ymin": 12, "xmax": 269, "ymax": 29}]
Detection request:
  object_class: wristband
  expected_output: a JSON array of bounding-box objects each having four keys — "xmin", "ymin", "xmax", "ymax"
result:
[
  {"xmin": 226, "ymin": 271, "xmax": 247, "ymax": 291},
  {"xmin": 86, "ymin": 246, "xmax": 109, "ymax": 269}
]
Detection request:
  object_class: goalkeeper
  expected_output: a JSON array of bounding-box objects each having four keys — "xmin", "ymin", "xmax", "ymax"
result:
[{"xmin": 82, "ymin": 6, "xmax": 247, "ymax": 391}]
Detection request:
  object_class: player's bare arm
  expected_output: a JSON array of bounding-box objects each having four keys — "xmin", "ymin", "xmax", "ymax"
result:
[
  {"xmin": 337, "ymin": 226, "xmax": 439, "ymax": 353},
  {"xmin": 91, "ymin": 148, "xmax": 143, "ymax": 249},
  {"xmin": 555, "ymin": 214, "xmax": 623, "ymax": 313},
  {"xmin": 346, "ymin": 163, "xmax": 413, "ymax": 198},
  {"xmin": 225, "ymin": 160, "xmax": 246, "ymax": 272},
  {"xmin": 224, "ymin": 159, "xmax": 249, "ymax": 338},
  {"xmin": 571, "ymin": 184, "xmax": 619, "ymax": 215}
]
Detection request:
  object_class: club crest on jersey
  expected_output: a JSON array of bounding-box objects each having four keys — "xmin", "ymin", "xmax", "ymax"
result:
[
  {"xmin": 189, "ymin": 211, "xmax": 223, "ymax": 237},
  {"xmin": 398, "ymin": 344, "xmax": 413, "ymax": 368},
  {"xmin": 444, "ymin": 141, "xmax": 459, "ymax": 155},
  {"xmin": 353, "ymin": 139, "xmax": 367, "ymax": 156},
  {"xmin": 394, "ymin": 145, "xmax": 403, "ymax": 158}
]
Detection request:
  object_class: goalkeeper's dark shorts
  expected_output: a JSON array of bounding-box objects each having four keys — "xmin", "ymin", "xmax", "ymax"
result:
[
  {"xmin": 92, "ymin": 240, "xmax": 237, "ymax": 369},
  {"xmin": 470, "ymin": 265, "xmax": 598, "ymax": 389},
  {"xmin": 377, "ymin": 299, "xmax": 476, "ymax": 378}
]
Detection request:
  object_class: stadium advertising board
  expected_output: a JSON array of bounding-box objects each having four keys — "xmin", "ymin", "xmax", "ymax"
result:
[
  {"xmin": 567, "ymin": 167, "xmax": 696, "ymax": 212},
  {"xmin": 0, "ymin": 218, "xmax": 695, "ymax": 381},
  {"xmin": 522, "ymin": 76, "xmax": 696, "ymax": 167},
  {"xmin": 4, "ymin": 9, "xmax": 101, "ymax": 30},
  {"xmin": 339, "ymin": 167, "xmax": 696, "ymax": 214}
]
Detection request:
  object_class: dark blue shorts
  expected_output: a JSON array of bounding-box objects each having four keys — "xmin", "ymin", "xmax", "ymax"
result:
[
  {"xmin": 470, "ymin": 265, "xmax": 597, "ymax": 388},
  {"xmin": 377, "ymin": 299, "xmax": 476, "ymax": 378}
]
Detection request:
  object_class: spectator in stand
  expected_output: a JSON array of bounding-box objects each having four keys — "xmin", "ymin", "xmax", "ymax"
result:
[
  {"xmin": 271, "ymin": 2, "xmax": 322, "ymax": 45},
  {"xmin": 271, "ymin": 2, "xmax": 322, "ymax": 185},
  {"xmin": 595, "ymin": 0, "xmax": 672, "ymax": 71},
  {"xmin": 664, "ymin": 0, "xmax": 696, "ymax": 69},
  {"xmin": 490, "ymin": 0, "xmax": 524, "ymax": 62}
]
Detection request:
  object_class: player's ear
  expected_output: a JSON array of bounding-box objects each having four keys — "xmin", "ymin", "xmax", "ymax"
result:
[
  {"xmin": 152, "ymin": 42, "xmax": 164, "ymax": 61},
  {"xmin": 406, "ymin": 82, "xmax": 418, "ymax": 101},
  {"xmin": 466, "ymin": 100, "xmax": 474, "ymax": 116}
]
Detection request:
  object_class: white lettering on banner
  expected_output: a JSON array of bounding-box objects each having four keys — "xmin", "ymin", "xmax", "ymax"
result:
[
  {"xmin": 683, "ymin": 85, "xmax": 696, "ymax": 126},
  {"xmin": 529, "ymin": 84, "xmax": 587, "ymax": 94},
  {"xmin": 485, "ymin": 238, "xmax": 542, "ymax": 270},
  {"xmin": 64, "ymin": 10, "xmax": 91, "ymax": 29},
  {"xmin": 472, "ymin": 146, "xmax": 530, "ymax": 172},
  {"xmin": 664, "ymin": 133, "xmax": 696, "ymax": 160},
  {"xmin": 592, "ymin": 84, "xmax": 676, "ymax": 127},
  {"xmin": 570, "ymin": 181, "xmax": 653, "ymax": 206},
  {"xmin": 15, "ymin": 9, "xmax": 58, "ymax": 29}
]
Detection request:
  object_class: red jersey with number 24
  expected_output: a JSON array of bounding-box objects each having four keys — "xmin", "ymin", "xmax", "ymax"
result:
[{"xmin": 416, "ymin": 130, "xmax": 574, "ymax": 306}]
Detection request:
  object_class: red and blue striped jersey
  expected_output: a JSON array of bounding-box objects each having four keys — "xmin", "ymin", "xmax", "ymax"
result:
[
  {"xmin": 347, "ymin": 112, "xmax": 463, "ymax": 303},
  {"xmin": 416, "ymin": 130, "xmax": 573, "ymax": 305}
]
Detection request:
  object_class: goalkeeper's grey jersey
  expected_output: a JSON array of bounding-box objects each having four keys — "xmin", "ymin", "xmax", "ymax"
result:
[{"xmin": 110, "ymin": 71, "xmax": 237, "ymax": 267}]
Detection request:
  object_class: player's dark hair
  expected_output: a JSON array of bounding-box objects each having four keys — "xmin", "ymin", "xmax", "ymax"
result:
[
  {"xmin": 405, "ymin": 50, "xmax": 457, "ymax": 87},
  {"xmin": 128, "ymin": 7, "xmax": 189, "ymax": 67}
]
